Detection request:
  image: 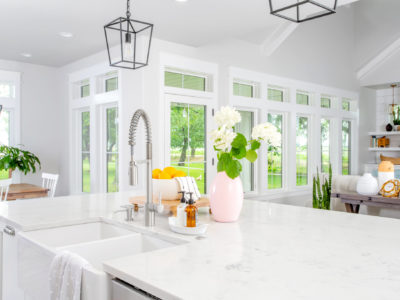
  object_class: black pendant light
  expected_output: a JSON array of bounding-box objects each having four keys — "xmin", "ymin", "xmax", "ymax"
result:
[
  {"xmin": 104, "ymin": 0, "xmax": 153, "ymax": 70},
  {"xmin": 269, "ymin": 0, "xmax": 338, "ymax": 23}
]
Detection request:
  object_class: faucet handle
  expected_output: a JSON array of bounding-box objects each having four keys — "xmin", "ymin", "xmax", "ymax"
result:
[{"xmin": 120, "ymin": 204, "xmax": 134, "ymax": 222}]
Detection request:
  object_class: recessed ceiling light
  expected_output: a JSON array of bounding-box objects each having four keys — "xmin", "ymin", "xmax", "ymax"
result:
[
  {"xmin": 20, "ymin": 53, "xmax": 32, "ymax": 58},
  {"xmin": 58, "ymin": 32, "xmax": 74, "ymax": 38}
]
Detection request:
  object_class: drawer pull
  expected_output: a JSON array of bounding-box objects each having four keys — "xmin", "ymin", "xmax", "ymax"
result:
[{"xmin": 3, "ymin": 226, "xmax": 15, "ymax": 236}]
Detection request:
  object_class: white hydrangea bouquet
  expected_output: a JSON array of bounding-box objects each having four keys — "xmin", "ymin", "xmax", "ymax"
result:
[{"xmin": 210, "ymin": 106, "xmax": 281, "ymax": 179}]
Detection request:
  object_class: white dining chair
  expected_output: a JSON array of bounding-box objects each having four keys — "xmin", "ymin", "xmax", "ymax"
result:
[
  {"xmin": 42, "ymin": 173, "xmax": 59, "ymax": 198},
  {"xmin": 0, "ymin": 178, "xmax": 12, "ymax": 201}
]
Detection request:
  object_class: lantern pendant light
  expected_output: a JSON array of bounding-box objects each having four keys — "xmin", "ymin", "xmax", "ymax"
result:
[
  {"xmin": 104, "ymin": 0, "xmax": 153, "ymax": 70},
  {"xmin": 269, "ymin": 0, "xmax": 338, "ymax": 23}
]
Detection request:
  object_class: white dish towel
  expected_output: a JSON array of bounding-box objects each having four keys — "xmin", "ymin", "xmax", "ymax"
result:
[
  {"xmin": 49, "ymin": 250, "xmax": 89, "ymax": 300},
  {"xmin": 175, "ymin": 176, "xmax": 201, "ymax": 201}
]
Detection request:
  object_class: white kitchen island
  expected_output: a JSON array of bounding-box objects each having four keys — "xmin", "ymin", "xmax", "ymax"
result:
[{"xmin": 0, "ymin": 192, "xmax": 399, "ymax": 300}]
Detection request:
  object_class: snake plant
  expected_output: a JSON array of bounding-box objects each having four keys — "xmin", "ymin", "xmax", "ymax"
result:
[{"xmin": 313, "ymin": 163, "xmax": 332, "ymax": 210}]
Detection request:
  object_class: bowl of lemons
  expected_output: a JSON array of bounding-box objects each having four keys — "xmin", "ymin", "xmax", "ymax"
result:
[{"xmin": 152, "ymin": 167, "xmax": 187, "ymax": 201}]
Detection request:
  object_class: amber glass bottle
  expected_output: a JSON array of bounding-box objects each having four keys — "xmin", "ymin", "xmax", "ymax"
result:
[{"xmin": 185, "ymin": 193, "xmax": 198, "ymax": 227}]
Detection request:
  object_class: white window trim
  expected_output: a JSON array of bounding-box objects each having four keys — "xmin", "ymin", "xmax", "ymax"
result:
[
  {"xmin": 228, "ymin": 66, "xmax": 359, "ymax": 197},
  {"xmin": 69, "ymin": 65, "xmax": 121, "ymax": 194}
]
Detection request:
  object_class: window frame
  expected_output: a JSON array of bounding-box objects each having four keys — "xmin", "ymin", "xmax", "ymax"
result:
[
  {"xmin": 267, "ymin": 110, "xmax": 286, "ymax": 191},
  {"xmin": 295, "ymin": 114, "xmax": 312, "ymax": 188},
  {"xmin": 164, "ymin": 69, "xmax": 209, "ymax": 93},
  {"xmin": 234, "ymin": 107, "xmax": 259, "ymax": 195},
  {"xmin": 164, "ymin": 93, "xmax": 215, "ymax": 195}
]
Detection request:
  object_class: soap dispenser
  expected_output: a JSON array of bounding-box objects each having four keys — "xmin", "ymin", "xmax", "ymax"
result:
[
  {"xmin": 177, "ymin": 191, "xmax": 187, "ymax": 227},
  {"xmin": 185, "ymin": 192, "xmax": 198, "ymax": 228}
]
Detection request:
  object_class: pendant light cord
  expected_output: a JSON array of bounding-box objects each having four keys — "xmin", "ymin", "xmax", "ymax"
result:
[{"xmin": 126, "ymin": 0, "xmax": 131, "ymax": 19}]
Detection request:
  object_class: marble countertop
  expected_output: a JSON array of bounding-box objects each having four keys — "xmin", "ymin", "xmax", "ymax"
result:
[{"xmin": 1, "ymin": 192, "xmax": 400, "ymax": 299}]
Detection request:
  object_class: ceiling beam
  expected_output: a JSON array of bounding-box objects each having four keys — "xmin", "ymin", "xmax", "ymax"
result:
[
  {"xmin": 261, "ymin": 0, "xmax": 360, "ymax": 57},
  {"xmin": 357, "ymin": 37, "xmax": 400, "ymax": 80}
]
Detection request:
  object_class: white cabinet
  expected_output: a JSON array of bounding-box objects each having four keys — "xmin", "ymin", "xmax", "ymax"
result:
[{"xmin": 2, "ymin": 225, "xmax": 24, "ymax": 300}]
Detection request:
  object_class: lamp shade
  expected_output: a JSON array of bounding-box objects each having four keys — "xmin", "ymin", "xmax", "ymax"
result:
[
  {"xmin": 269, "ymin": 0, "xmax": 338, "ymax": 23},
  {"xmin": 104, "ymin": 0, "xmax": 153, "ymax": 70}
]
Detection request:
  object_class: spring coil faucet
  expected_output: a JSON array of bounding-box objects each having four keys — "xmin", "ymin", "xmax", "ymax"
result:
[{"xmin": 128, "ymin": 109, "xmax": 155, "ymax": 226}]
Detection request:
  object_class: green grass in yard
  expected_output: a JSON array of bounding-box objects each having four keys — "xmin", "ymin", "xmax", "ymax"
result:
[
  {"xmin": 0, "ymin": 170, "xmax": 9, "ymax": 180},
  {"xmin": 171, "ymin": 162, "xmax": 205, "ymax": 194},
  {"xmin": 268, "ymin": 174, "xmax": 282, "ymax": 189}
]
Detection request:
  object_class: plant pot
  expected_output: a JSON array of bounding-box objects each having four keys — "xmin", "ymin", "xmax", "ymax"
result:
[{"xmin": 209, "ymin": 172, "xmax": 243, "ymax": 222}]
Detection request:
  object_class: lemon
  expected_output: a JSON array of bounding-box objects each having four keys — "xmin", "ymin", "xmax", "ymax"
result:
[
  {"xmin": 163, "ymin": 166, "xmax": 177, "ymax": 176},
  {"xmin": 152, "ymin": 168, "xmax": 162, "ymax": 179},
  {"xmin": 173, "ymin": 170, "xmax": 187, "ymax": 178},
  {"xmin": 159, "ymin": 171, "xmax": 172, "ymax": 179}
]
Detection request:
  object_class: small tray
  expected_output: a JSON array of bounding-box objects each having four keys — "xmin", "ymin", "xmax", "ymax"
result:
[{"xmin": 168, "ymin": 217, "xmax": 208, "ymax": 236}]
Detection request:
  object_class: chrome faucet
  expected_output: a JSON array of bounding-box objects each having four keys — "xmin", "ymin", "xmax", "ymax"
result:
[{"xmin": 128, "ymin": 109, "xmax": 155, "ymax": 227}]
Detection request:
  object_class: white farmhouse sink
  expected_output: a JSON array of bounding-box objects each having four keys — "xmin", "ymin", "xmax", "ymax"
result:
[
  {"xmin": 17, "ymin": 221, "xmax": 182, "ymax": 300},
  {"xmin": 21, "ymin": 221, "xmax": 133, "ymax": 247}
]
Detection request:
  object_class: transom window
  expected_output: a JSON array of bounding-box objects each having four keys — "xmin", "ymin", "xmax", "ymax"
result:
[
  {"xmin": 80, "ymin": 83, "xmax": 90, "ymax": 98},
  {"xmin": 165, "ymin": 71, "xmax": 206, "ymax": 92},
  {"xmin": 342, "ymin": 99, "xmax": 351, "ymax": 111},
  {"xmin": 297, "ymin": 92, "xmax": 309, "ymax": 105},
  {"xmin": 321, "ymin": 97, "xmax": 331, "ymax": 108},
  {"xmin": 268, "ymin": 88, "xmax": 284, "ymax": 102},
  {"xmin": 0, "ymin": 83, "xmax": 15, "ymax": 98},
  {"xmin": 105, "ymin": 77, "xmax": 118, "ymax": 92},
  {"xmin": 233, "ymin": 82, "xmax": 254, "ymax": 98}
]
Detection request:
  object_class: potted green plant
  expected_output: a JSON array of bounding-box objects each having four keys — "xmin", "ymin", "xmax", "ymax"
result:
[
  {"xmin": 393, "ymin": 106, "xmax": 400, "ymax": 130},
  {"xmin": 0, "ymin": 145, "xmax": 41, "ymax": 178},
  {"xmin": 312, "ymin": 163, "xmax": 332, "ymax": 210}
]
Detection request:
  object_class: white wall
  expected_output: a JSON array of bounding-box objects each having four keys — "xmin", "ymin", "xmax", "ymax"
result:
[{"xmin": 0, "ymin": 59, "xmax": 62, "ymax": 191}]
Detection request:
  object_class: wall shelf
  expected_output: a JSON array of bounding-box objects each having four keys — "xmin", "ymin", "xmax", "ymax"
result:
[
  {"xmin": 368, "ymin": 131, "xmax": 400, "ymax": 136},
  {"xmin": 368, "ymin": 147, "xmax": 400, "ymax": 151}
]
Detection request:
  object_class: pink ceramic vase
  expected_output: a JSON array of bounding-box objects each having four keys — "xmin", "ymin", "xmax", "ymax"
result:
[{"xmin": 209, "ymin": 172, "xmax": 244, "ymax": 222}]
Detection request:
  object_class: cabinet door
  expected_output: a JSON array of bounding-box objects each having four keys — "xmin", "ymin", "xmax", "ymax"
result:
[{"xmin": 2, "ymin": 227, "xmax": 24, "ymax": 300}]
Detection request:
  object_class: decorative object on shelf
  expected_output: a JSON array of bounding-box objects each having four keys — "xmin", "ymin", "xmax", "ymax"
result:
[
  {"xmin": 0, "ymin": 145, "xmax": 41, "ymax": 178},
  {"xmin": 389, "ymin": 84, "xmax": 398, "ymax": 120},
  {"xmin": 378, "ymin": 161, "xmax": 394, "ymax": 192},
  {"xmin": 386, "ymin": 123, "xmax": 393, "ymax": 132},
  {"xmin": 312, "ymin": 163, "xmax": 332, "ymax": 210},
  {"xmin": 377, "ymin": 136, "xmax": 390, "ymax": 148},
  {"xmin": 104, "ymin": 0, "xmax": 153, "ymax": 70},
  {"xmin": 268, "ymin": 0, "xmax": 338, "ymax": 23},
  {"xmin": 356, "ymin": 173, "xmax": 379, "ymax": 196},
  {"xmin": 380, "ymin": 179, "xmax": 400, "ymax": 198},
  {"xmin": 209, "ymin": 106, "xmax": 280, "ymax": 222},
  {"xmin": 380, "ymin": 154, "xmax": 400, "ymax": 165}
]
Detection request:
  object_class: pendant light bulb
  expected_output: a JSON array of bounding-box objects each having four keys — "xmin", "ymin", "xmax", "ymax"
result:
[{"xmin": 124, "ymin": 33, "xmax": 134, "ymax": 61}]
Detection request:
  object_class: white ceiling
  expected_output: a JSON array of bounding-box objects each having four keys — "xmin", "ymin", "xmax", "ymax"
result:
[{"xmin": 0, "ymin": 0, "xmax": 287, "ymax": 67}]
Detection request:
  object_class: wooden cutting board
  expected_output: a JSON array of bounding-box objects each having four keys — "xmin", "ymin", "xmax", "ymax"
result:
[{"xmin": 129, "ymin": 196, "xmax": 210, "ymax": 216}]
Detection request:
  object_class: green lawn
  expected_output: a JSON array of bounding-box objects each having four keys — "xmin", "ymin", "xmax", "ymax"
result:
[
  {"xmin": 82, "ymin": 157, "xmax": 119, "ymax": 193},
  {"xmin": 0, "ymin": 170, "xmax": 9, "ymax": 180}
]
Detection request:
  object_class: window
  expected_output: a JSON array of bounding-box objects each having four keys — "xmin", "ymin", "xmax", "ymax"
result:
[
  {"xmin": 268, "ymin": 113, "xmax": 283, "ymax": 189},
  {"xmin": 105, "ymin": 77, "xmax": 118, "ymax": 92},
  {"xmin": 0, "ymin": 83, "xmax": 15, "ymax": 98},
  {"xmin": 106, "ymin": 107, "xmax": 119, "ymax": 192},
  {"xmin": 268, "ymin": 88, "xmax": 284, "ymax": 102},
  {"xmin": 170, "ymin": 103, "xmax": 206, "ymax": 193},
  {"xmin": 233, "ymin": 82, "xmax": 253, "ymax": 98},
  {"xmin": 165, "ymin": 71, "xmax": 206, "ymax": 91},
  {"xmin": 321, "ymin": 119, "xmax": 330, "ymax": 173},
  {"xmin": 0, "ymin": 109, "xmax": 10, "ymax": 179},
  {"xmin": 81, "ymin": 111, "xmax": 90, "ymax": 193},
  {"xmin": 321, "ymin": 97, "xmax": 331, "ymax": 108},
  {"xmin": 297, "ymin": 92, "xmax": 309, "ymax": 105},
  {"xmin": 342, "ymin": 120, "xmax": 351, "ymax": 175},
  {"xmin": 80, "ymin": 84, "xmax": 90, "ymax": 98},
  {"xmin": 296, "ymin": 116, "xmax": 309, "ymax": 186},
  {"xmin": 342, "ymin": 99, "xmax": 351, "ymax": 111},
  {"xmin": 235, "ymin": 111, "xmax": 254, "ymax": 192}
]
